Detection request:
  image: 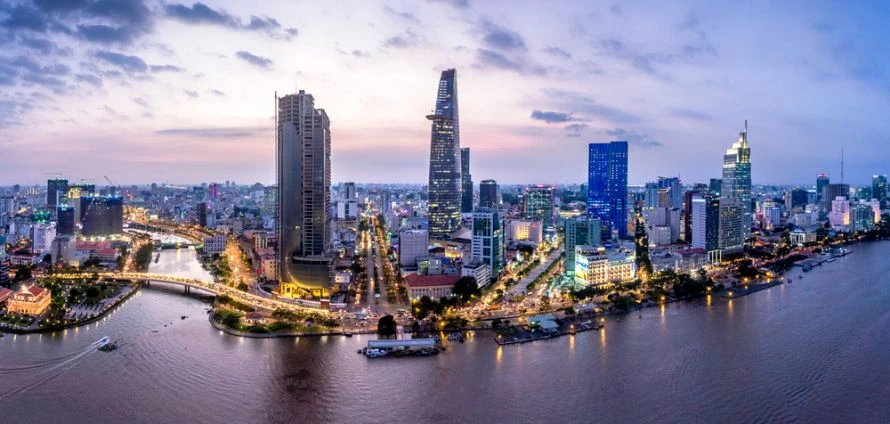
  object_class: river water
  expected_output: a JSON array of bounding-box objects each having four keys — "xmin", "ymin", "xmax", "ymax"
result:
[{"xmin": 2, "ymin": 241, "xmax": 890, "ymax": 423}]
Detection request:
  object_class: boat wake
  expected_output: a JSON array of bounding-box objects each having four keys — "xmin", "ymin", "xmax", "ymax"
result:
[{"xmin": 0, "ymin": 337, "xmax": 109, "ymax": 400}]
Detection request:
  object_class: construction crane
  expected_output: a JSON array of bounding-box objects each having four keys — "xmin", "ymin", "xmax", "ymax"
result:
[{"xmin": 104, "ymin": 175, "xmax": 116, "ymax": 196}]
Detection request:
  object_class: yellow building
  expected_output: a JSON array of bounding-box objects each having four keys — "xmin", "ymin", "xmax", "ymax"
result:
[{"xmin": 7, "ymin": 285, "xmax": 52, "ymax": 316}]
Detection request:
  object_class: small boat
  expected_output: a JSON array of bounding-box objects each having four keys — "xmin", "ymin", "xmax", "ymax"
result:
[
  {"xmin": 365, "ymin": 348, "xmax": 388, "ymax": 358},
  {"xmin": 343, "ymin": 332, "xmax": 353, "ymax": 337}
]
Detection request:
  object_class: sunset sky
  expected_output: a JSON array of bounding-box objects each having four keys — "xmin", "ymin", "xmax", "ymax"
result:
[{"xmin": 2, "ymin": 0, "xmax": 889, "ymax": 186}]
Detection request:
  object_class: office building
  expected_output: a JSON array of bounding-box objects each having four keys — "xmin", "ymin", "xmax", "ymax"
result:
[
  {"xmin": 721, "ymin": 124, "xmax": 752, "ymax": 233},
  {"xmin": 461, "ymin": 148, "xmax": 473, "ymax": 213},
  {"xmin": 277, "ymin": 90, "xmax": 333, "ymax": 298},
  {"xmin": 683, "ymin": 183, "xmax": 708, "ymax": 242},
  {"xmin": 658, "ymin": 177, "xmax": 682, "ymax": 210},
  {"xmin": 471, "ymin": 208, "xmax": 504, "ymax": 281},
  {"xmin": 479, "ymin": 179, "xmax": 498, "ymax": 209},
  {"xmin": 399, "ymin": 229, "xmax": 429, "ymax": 268},
  {"xmin": 521, "ymin": 185, "xmax": 556, "ymax": 228},
  {"xmin": 506, "ymin": 219, "xmax": 543, "ymax": 245},
  {"xmin": 564, "ymin": 216, "xmax": 601, "ymax": 275},
  {"xmin": 56, "ymin": 205, "xmax": 75, "ymax": 236},
  {"xmin": 426, "ymin": 69, "xmax": 462, "ymax": 238},
  {"xmin": 588, "ymin": 141, "xmax": 629, "ymax": 238},
  {"xmin": 828, "ymin": 197, "xmax": 850, "ymax": 229},
  {"xmin": 80, "ymin": 196, "xmax": 123, "ymax": 237},
  {"xmin": 821, "ymin": 183, "xmax": 850, "ymax": 213},
  {"xmin": 708, "ymin": 178, "xmax": 722, "ymax": 196},
  {"xmin": 816, "ymin": 173, "xmax": 830, "ymax": 202},
  {"xmin": 574, "ymin": 245, "xmax": 636, "ymax": 286},
  {"xmin": 872, "ymin": 175, "xmax": 887, "ymax": 203},
  {"xmin": 32, "ymin": 222, "xmax": 56, "ymax": 254},
  {"xmin": 788, "ymin": 188, "xmax": 809, "ymax": 210},
  {"xmin": 462, "ymin": 259, "xmax": 492, "ymax": 288},
  {"xmin": 197, "ymin": 202, "xmax": 208, "ymax": 227},
  {"xmin": 690, "ymin": 195, "xmax": 707, "ymax": 249},
  {"xmin": 718, "ymin": 198, "xmax": 744, "ymax": 254},
  {"xmin": 336, "ymin": 182, "xmax": 359, "ymax": 220},
  {"xmin": 47, "ymin": 178, "xmax": 68, "ymax": 210}
]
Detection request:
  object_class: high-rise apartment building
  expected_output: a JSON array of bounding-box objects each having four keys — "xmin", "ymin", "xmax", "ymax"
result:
[
  {"xmin": 588, "ymin": 141, "xmax": 628, "ymax": 238},
  {"xmin": 471, "ymin": 208, "xmax": 504, "ymax": 282},
  {"xmin": 277, "ymin": 90, "xmax": 333, "ymax": 298},
  {"xmin": 427, "ymin": 69, "xmax": 462, "ymax": 238},
  {"xmin": 461, "ymin": 148, "xmax": 473, "ymax": 213},
  {"xmin": 521, "ymin": 185, "xmax": 555, "ymax": 228},
  {"xmin": 479, "ymin": 179, "xmax": 498, "ymax": 209}
]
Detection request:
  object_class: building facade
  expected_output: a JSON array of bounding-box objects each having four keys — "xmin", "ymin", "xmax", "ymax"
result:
[
  {"xmin": 277, "ymin": 90, "xmax": 333, "ymax": 297},
  {"xmin": 398, "ymin": 229, "xmax": 429, "ymax": 268},
  {"xmin": 721, "ymin": 126, "xmax": 752, "ymax": 234},
  {"xmin": 7, "ymin": 285, "xmax": 51, "ymax": 316},
  {"xmin": 471, "ymin": 208, "xmax": 505, "ymax": 281},
  {"xmin": 427, "ymin": 69, "xmax": 462, "ymax": 238},
  {"xmin": 588, "ymin": 141, "xmax": 628, "ymax": 238},
  {"xmin": 461, "ymin": 148, "xmax": 473, "ymax": 213},
  {"xmin": 479, "ymin": 179, "xmax": 498, "ymax": 209},
  {"xmin": 564, "ymin": 216, "xmax": 602, "ymax": 275},
  {"xmin": 521, "ymin": 185, "xmax": 555, "ymax": 228}
]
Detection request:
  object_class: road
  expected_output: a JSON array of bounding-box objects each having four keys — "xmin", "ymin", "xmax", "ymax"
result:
[
  {"xmin": 367, "ymin": 222, "xmax": 395, "ymax": 315},
  {"xmin": 510, "ymin": 249, "xmax": 563, "ymax": 295}
]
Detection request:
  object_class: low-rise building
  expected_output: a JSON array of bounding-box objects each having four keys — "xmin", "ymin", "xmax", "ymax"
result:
[
  {"xmin": 203, "ymin": 234, "xmax": 227, "ymax": 255},
  {"xmin": 7, "ymin": 285, "xmax": 51, "ymax": 316},
  {"xmin": 574, "ymin": 245, "xmax": 636, "ymax": 286},
  {"xmin": 461, "ymin": 259, "xmax": 491, "ymax": 287},
  {"xmin": 404, "ymin": 274, "xmax": 460, "ymax": 300}
]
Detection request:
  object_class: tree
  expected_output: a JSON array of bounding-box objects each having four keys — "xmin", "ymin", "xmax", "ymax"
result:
[
  {"xmin": 377, "ymin": 315, "xmax": 397, "ymax": 336},
  {"xmin": 633, "ymin": 210, "xmax": 653, "ymax": 282},
  {"xmin": 452, "ymin": 276, "xmax": 480, "ymax": 302}
]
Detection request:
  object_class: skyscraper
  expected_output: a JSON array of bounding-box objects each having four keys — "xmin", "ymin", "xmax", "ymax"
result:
[
  {"xmin": 872, "ymin": 175, "xmax": 887, "ymax": 202},
  {"xmin": 588, "ymin": 141, "xmax": 629, "ymax": 238},
  {"xmin": 479, "ymin": 179, "xmax": 498, "ymax": 209},
  {"xmin": 657, "ymin": 177, "xmax": 682, "ymax": 210},
  {"xmin": 721, "ymin": 124, "xmax": 752, "ymax": 234},
  {"xmin": 564, "ymin": 216, "xmax": 601, "ymax": 275},
  {"xmin": 461, "ymin": 147, "xmax": 473, "ymax": 213},
  {"xmin": 471, "ymin": 208, "xmax": 504, "ymax": 282},
  {"xmin": 521, "ymin": 185, "xmax": 555, "ymax": 228},
  {"xmin": 427, "ymin": 69, "xmax": 462, "ymax": 238},
  {"xmin": 80, "ymin": 195, "xmax": 123, "ymax": 237},
  {"xmin": 57, "ymin": 205, "xmax": 75, "ymax": 235},
  {"xmin": 47, "ymin": 178, "xmax": 68, "ymax": 210},
  {"xmin": 816, "ymin": 173, "xmax": 830, "ymax": 202},
  {"xmin": 277, "ymin": 90, "xmax": 333, "ymax": 298}
]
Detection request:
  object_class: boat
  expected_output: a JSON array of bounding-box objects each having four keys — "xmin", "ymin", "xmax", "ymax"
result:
[
  {"xmin": 365, "ymin": 348, "xmax": 388, "ymax": 358},
  {"xmin": 343, "ymin": 332, "xmax": 353, "ymax": 337}
]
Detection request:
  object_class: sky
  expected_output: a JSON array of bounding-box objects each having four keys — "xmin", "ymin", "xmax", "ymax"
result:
[{"xmin": 2, "ymin": 0, "xmax": 890, "ymax": 187}]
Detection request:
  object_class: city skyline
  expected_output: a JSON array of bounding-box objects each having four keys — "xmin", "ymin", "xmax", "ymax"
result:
[{"xmin": 2, "ymin": 1, "xmax": 890, "ymax": 186}]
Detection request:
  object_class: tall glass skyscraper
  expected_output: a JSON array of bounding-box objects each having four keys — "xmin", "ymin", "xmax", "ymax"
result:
[
  {"xmin": 47, "ymin": 178, "xmax": 68, "ymax": 210},
  {"xmin": 479, "ymin": 179, "xmax": 498, "ymax": 209},
  {"xmin": 277, "ymin": 90, "xmax": 333, "ymax": 298},
  {"xmin": 587, "ymin": 141, "xmax": 628, "ymax": 238},
  {"xmin": 427, "ymin": 69, "xmax": 462, "ymax": 238},
  {"xmin": 461, "ymin": 147, "xmax": 473, "ymax": 213},
  {"xmin": 521, "ymin": 185, "xmax": 556, "ymax": 228},
  {"xmin": 721, "ymin": 125, "xmax": 752, "ymax": 232}
]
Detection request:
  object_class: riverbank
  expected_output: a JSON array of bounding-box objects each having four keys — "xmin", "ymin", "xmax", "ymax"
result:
[{"xmin": 0, "ymin": 282, "xmax": 140, "ymax": 335}]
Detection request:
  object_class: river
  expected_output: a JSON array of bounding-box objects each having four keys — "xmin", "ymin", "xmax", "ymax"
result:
[{"xmin": 2, "ymin": 241, "xmax": 890, "ymax": 423}]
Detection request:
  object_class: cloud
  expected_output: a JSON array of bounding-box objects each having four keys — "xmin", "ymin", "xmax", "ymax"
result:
[
  {"xmin": 132, "ymin": 97, "xmax": 148, "ymax": 107},
  {"xmin": 543, "ymin": 89, "xmax": 640, "ymax": 123},
  {"xmin": 17, "ymin": 36, "xmax": 56, "ymax": 54},
  {"xmin": 609, "ymin": 5, "xmax": 623, "ymax": 16},
  {"xmin": 474, "ymin": 48, "xmax": 546, "ymax": 75},
  {"xmin": 352, "ymin": 49, "xmax": 370, "ymax": 58},
  {"xmin": 209, "ymin": 89, "xmax": 225, "ymax": 96},
  {"xmin": 606, "ymin": 128, "xmax": 663, "ymax": 148},
  {"xmin": 164, "ymin": 2, "xmax": 297, "ymax": 40},
  {"xmin": 564, "ymin": 123, "xmax": 589, "ymax": 137},
  {"xmin": 235, "ymin": 50, "xmax": 273, "ymax": 69},
  {"xmin": 427, "ymin": 0, "xmax": 470, "ymax": 9},
  {"xmin": 93, "ymin": 50, "xmax": 148, "ymax": 72},
  {"xmin": 384, "ymin": 6, "xmax": 418, "ymax": 23},
  {"xmin": 599, "ymin": 37, "xmax": 674, "ymax": 76},
  {"xmin": 183, "ymin": 89, "xmax": 199, "ymax": 98},
  {"xmin": 543, "ymin": 47, "xmax": 571, "ymax": 59},
  {"xmin": 149, "ymin": 64, "xmax": 183, "ymax": 73},
  {"xmin": 383, "ymin": 30, "xmax": 419, "ymax": 49},
  {"xmin": 75, "ymin": 73, "xmax": 102, "ymax": 87},
  {"xmin": 672, "ymin": 108, "xmax": 713, "ymax": 121},
  {"xmin": 530, "ymin": 110, "xmax": 576, "ymax": 123},
  {"xmin": 478, "ymin": 19, "xmax": 526, "ymax": 51},
  {"xmin": 155, "ymin": 127, "xmax": 269, "ymax": 138},
  {"xmin": 76, "ymin": 24, "xmax": 144, "ymax": 45}
]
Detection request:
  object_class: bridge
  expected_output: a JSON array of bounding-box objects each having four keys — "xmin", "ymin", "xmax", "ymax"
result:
[{"xmin": 53, "ymin": 272, "xmax": 346, "ymax": 313}]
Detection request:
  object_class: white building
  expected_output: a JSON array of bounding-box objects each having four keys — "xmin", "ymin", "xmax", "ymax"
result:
[
  {"xmin": 506, "ymin": 219, "xmax": 543, "ymax": 245},
  {"xmin": 203, "ymin": 234, "xmax": 227, "ymax": 255},
  {"xmin": 690, "ymin": 196, "xmax": 707, "ymax": 249},
  {"xmin": 461, "ymin": 259, "xmax": 492, "ymax": 287},
  {"xmin": 828, "ymin": 196, "xmax": 850, "ymax": 229},
  {"xmin": 574, "ymin": 245, "xmax": 636, "ymax": 286},
  {"xmin": 32, "ymin": 222, "xmax": 56, "ymax": 254},
  {"xmin": 398, "ymin": 229, "xmax": 429, "ymax": 268},
  {"xmin": 471, "ymin": 209, "xmax": 505, "ymax": 279}
]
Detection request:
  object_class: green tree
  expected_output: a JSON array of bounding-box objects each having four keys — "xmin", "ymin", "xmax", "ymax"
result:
[
  {"xmin": 452, "ymin": 276, "xmax": 480, "ymax": 302},
  {"xmin": 634, "ymin": 210, "xmax": 653, "ymax": 282},
  {"xmin": 377, "ymin": 315, "xmax": 397, "ymax": 336}
]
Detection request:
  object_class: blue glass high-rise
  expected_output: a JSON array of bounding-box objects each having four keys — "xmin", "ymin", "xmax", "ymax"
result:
[{"xmin": 587, "ymin": 141, "xmax": 628, "ymax": 238}]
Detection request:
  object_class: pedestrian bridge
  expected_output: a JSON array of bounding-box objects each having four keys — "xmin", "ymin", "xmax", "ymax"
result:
[{"xmin": 52, "ymin": 272, "xmax": 345, "ymax": 313}]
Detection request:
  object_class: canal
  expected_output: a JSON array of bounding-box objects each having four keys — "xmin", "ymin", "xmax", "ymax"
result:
[{"xmin": 2, "ymin": 241, "xmax": 890, "ymax": 423}]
